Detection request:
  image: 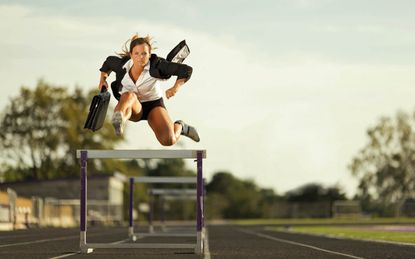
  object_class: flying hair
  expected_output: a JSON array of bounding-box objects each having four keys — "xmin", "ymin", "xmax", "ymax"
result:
[{"xmin": 117, "ymin": 33, "xmax": 156, "ymax": 58}]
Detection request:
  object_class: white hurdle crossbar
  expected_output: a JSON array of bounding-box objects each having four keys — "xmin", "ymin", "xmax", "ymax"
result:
[
  {"xmin": 77, "ymin": 149, "xmax": 207, "ymax": 255},
  {"xmin": 76, "ymin": 149, "xmax": 206, "ymax": 159},
  {"xmin": 150, "ymin": 188, "xmax": 197, "ymax": 195}
]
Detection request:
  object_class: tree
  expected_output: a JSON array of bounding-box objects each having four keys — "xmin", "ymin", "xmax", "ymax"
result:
[
  {"xmin": 0, "ymin": 80, "xmax": 124, "ymax": 181},
  {"xmin": 206, "ymin": 172, "xmax": 263, "ymax": 218},
  {"xmin": 285, "ymin": 183, "xmax": 346, "ymax": 202},
  {"xmin": 257, "ymin": 187, "xmax": 283, "ymax": 218},
  {"xmin": 146, "ymin": 159, "xmax": 195, "ymax": 177},
  {"xmin": 59, "ymin": 86, "xmax": 125, "ymax": 176},
  {"xmin": 349, "ymin": 111, "xmax": 415, "ymax": 214}
]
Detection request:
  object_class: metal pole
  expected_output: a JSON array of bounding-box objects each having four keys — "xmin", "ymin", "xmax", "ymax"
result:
[
  {"xmin": 80, "ymin": 151, "xmax": 87, "ymax": 234},
  {"xmin": 195, "ymin": 150, "xmax": 203, "ymax": 254},
  {"xmin": 129, "ymin": 178, "xmax": 134, "ymax": 238},
  {"xmin": 80, "ymin": 150, "xmax": 93, "ymax": 253},
  {"xmin": 203, "ymin": 178, "xmax": 206, "ymax": 229},
  {"xmin": 160, "ymin": 196, "xmax": 165, "ymax": 232},
  {"xmin": 149, "ymin": 192, "xmax": 154, "ymax": 233}
]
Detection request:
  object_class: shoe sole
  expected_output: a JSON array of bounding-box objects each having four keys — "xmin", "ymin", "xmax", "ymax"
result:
[
  {"xmin": 112, "ymin": 112, "xmax": 124, "ymax": 136},
  {"xmin": 187, "ymin": 126, "xmax": 200, "ymax": 142}
]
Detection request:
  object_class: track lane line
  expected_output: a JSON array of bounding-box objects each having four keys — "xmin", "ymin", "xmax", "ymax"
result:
[
  {"xmin": 48, "ymin": 252, "xmax": 80, "ymax": 259},
  {"xmin": 203, "ymin": 229, "xmax": 211, "ymax": 259},
  {"xmin": 0, "ymin": 235, "xmax": 78, "ymax": 248},
  {"xmin": 0, "ymin": 230, "xmax": 125, "ymax": 248},
  {"xmin": 0, "ymin": 230, "xmax": 80, "ymax": 240},
  {"xmin": 237, "ymin": 228, "xmax": 364, "ymax": 259},
  {"xmin": 110, "ymin": 238, "xmax": 129, "ymax": 244},
  {"xmin": 47, "ymin": 237, "xmax": 132, "ymax": 259}
]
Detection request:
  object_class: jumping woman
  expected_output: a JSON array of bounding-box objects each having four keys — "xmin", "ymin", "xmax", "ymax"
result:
[{"xmin": 98, "ymin": 34, "xmax": 200, "ymax": 146}]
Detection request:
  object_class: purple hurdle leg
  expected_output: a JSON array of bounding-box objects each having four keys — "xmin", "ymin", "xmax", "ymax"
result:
[
  {"xmin": 203, "ymin": 178, "xmax": 206, "ymax": 228},
  {"xmin": 195, "ymin": 151, "xmax": 204, "ymax": 254},
  {"xmin": 80, "ymin": 151, "xmax": 93, "ymax": 253},
  {"xmin": 129, "ymin": 178, "xmax": 135, "ymax": 239},
  {"xmin": 148, "ymin": 192, "xmax": 154, "ymax": 233},
  {"xmin": 160, "ymin": 196, "xmax": 166, "ymax": 232}
]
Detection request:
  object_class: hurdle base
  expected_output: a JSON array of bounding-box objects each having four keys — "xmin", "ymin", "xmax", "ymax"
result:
[
  {"xmin": 129, "ymin": 235, "xmax": 137, "ymax": 242},
  {"xmin": 85, "ymin": 243, "xmax": 196, "ymax": 249},
  {"xmin": 135, "ymin": 232, "xmax": 196, "ymax": 237},
  {"xmin": 80, "ymin": 244, "xmax": 94, "ymax": 254},
  {"xmin": 80, "ymin": 232, "xmax": 93, "ymax": 253},
  {"xmin": 195, "ymin": 231, "xmax": 204, "ymax": 255},
  {"xmin": 128, "ymin": 227, "xmax": 137, "ymax": 241}
]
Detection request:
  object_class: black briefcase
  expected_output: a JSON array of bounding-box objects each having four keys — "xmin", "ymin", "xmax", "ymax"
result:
[{"xmin": 84, "ymin": 87, "xmax": 111, "ymax": 131}]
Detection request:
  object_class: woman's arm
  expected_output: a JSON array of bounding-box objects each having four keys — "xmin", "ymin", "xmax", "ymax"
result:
[
  {"xmin": 98, "ymin": 56, "xmax": 122, "ymax": 90},
  {"xmin": 158, "ymin": 61, "xmax": 193, "ymax": 82},
  {"xmin": 157, "ymin": 60, "xmax": 193, "ymax": 99}
]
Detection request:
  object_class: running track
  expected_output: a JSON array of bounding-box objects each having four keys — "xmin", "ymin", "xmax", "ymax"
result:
[{"xmin": 0, "ymin": 225, "xmax": 414, "ymax": 258}]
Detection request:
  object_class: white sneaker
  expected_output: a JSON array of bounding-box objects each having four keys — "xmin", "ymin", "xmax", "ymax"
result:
[{"xmin": 112, "ymin": 111, "xmax": 125, "ymax": 136}]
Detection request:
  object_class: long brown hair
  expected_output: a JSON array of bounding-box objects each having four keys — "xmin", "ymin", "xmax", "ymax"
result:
[{"xmin": 117, "ymin": 34, "xmax": 155, "ymax": 58}]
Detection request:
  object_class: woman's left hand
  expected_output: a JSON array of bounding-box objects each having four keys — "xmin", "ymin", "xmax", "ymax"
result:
[
  {"xmin": 166, "ymin": 86, "xmax": 179, "ymax": 99},
  {"xmin": 166, "ymin": 79, "xmax": 185, "ymax": 99}
]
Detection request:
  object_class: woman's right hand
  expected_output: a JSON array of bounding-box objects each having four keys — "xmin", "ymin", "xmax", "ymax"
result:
[
  {"xmin": 99, "ymin": 80, "xmax": 109, "ymax": 91},
  {"xmin": 99, "ymin": 71, "xmax": 110, "ymax": 91}
]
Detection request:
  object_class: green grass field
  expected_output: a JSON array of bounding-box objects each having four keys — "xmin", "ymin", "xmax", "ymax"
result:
[
  {"xmin": 230, "ymin": 217, "xmax": 415, "ymax": 244},
  {"xmin": 231, "ymin": 217, "xmax": 415, "ymax": 226},
  {"xmin": 271, "ymin": 226, "xmax": 415, "ymax": 244}
]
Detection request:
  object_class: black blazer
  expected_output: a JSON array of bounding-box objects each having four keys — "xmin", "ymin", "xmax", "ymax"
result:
[{"xmin": 100, "ymin": 49, "xmax": 192, "ymax": 100}]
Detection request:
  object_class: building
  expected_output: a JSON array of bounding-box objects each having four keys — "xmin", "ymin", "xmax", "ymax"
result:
[{"xmin": 0, "ymin": 173, "xmax": 125, "ymax": 228}]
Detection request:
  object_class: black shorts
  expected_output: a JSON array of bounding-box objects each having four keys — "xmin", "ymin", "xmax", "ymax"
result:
[{"xmin": 140, "ymin": 98, "xmax": 166, "ymax": 120}]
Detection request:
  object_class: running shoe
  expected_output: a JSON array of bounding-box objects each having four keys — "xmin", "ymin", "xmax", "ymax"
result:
[{"xmin": 112, "ymin": 111, "xmax": 125, "ymax": 136}]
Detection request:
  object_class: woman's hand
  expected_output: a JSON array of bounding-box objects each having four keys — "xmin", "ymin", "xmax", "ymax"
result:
[
  {"xmin": 99, "ymin": 80, "xmax": 109, "ymax": 91},
  {"xmin": 99, "ymin": 72, "xmax": 109, "ymax": 91},
  {"xmin": 165, "ymin": 86, "xmax": 179, "ymax": 99},
  {"xmin": 166, "ymin": 79, "xmax": 186, "ymax": 99}
]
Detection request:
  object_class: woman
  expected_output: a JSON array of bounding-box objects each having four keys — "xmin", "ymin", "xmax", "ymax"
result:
[{"xmin": 98, "ymin": 35, "xmax": 200, "ymax": 146}]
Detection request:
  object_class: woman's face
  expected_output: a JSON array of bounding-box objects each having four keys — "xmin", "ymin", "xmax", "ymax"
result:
[{"xmin": 131, "ymin": 43, "xmax": 150, "ymax": 67}]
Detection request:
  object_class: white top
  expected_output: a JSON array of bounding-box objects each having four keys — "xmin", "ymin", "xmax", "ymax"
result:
[
  {"xmin": 76, "ymin": 149, "xmax": 207, "ymax": 159},
  {"xmin": 120, "ymin": 59, "xmax": 164, "ymax": 102}
]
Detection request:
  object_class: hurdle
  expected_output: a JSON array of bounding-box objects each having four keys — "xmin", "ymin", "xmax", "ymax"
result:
[
  {"xmin": 130, "ymin": 185, "xmax": 198, "ymax": 238},
  {"xmin": 146, "ymin": 188, "xmax": 198, "ymax": 236},
  {"xmin": 76, "ymin": 149, "xmax": 207, "ymax": 254}
]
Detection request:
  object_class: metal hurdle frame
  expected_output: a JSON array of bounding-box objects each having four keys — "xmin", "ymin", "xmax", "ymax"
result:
[
  {"xmin": 129, "ymin": 178, "xmax": 199, "ymax": 241},
  {"xmin": 76, "ymin": 149, "xmax": 207, "ymax": 254},
  {"xmin": 146, "ymin": 188, "xmax": 197, "ymax": 236},
  {"xmin": 152, "ymin": 180, "xmax": 205, "ymax": 234}
]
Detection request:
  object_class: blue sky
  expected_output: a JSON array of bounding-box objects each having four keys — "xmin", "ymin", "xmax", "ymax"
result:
[{"xmin": 1, "ymin": 1, "xmax": 415, "ymax": 196}]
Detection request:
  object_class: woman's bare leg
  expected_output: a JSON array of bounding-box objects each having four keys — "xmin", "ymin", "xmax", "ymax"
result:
[
  {"xmin": 147, "ymin": 107, "xmax": 181, "ymax": 146},
  {"xmin": 112, "ymin": 91, "xmax": 142, "ymax": 135},
  {"xmin": 147, "ymin": 107, "xmax": 200, "ymax": 146},
  {"xmin": 114, "ymin": 91, "xmax": 142, "ymax": 121}
]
